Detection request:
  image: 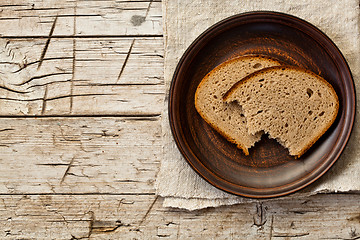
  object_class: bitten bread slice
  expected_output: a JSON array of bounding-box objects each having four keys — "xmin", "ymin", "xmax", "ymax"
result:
[
  {"xmin": 194, "ymin": 55, "xmax": 282, "ymax": 155},
  {"xmin": 224, "ymin": 66, "xmax": 339, "ymax": 157}
]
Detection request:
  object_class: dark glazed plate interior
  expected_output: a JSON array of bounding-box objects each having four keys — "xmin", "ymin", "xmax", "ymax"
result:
[{"xmin": 169, "ymin": 12, "xmax": 355, "ymax": 198}]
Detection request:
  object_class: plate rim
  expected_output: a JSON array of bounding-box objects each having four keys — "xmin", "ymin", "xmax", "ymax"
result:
[{"xmin": 168, "ymin": 11, "xmax": 356, "ymax": 198}]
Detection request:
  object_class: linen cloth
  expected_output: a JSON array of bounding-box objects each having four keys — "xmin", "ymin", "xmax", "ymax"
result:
[{"xmin": 156, "ymin": 0, "xmax": 360, "ymax": 210}]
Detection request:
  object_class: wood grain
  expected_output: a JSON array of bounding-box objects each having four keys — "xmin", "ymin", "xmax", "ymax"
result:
[
  {"xmin": 1, "ymin": 194, "xmax": 360, "ymax": 239},
  {"xmin": 76, "ymin": 0, "xmax": 162, "ymax": 36},
  {"xmin": 0, "ymin": 0, "xmax": 74, "ymax": 37},
  {"xmin": 0, "ymin": 0, "xmax": 162, "ymax": 37},
  {"xmin": 0, "ymin": 37, "xmax": 164, "ymax": 115},
  {"xmin": 0, "ymin": 0, "xmax": 359, "ymax": 239},
  {"xmin": 0, "ymin": 117, "xmax": 161, "ymax": 194}
]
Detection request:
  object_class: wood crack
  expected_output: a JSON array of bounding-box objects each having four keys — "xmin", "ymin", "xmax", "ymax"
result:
[
  {"xmin": 269, "ymin": 215, "xmax": 274, "ymax": 240},
  {"xmin": 0, "ymin": 93, "xmax": 115, "ymax": 102},
  {"xmin": 46, "ymin": 14, "xmax": 103, "ymax": 18},
  {"xmin": 157, "ymin": 234, "xmax": 170, "ymax": 238},
  {"xmin": 0, "ymin": 128, "xmax": 15, "ymax": 132},
  {"xmin": 0, "ymin": 85, "xmax": 31, "ymax": 94},
  {"xmin": 138, "ymin": 195, "xmax": 159, "ymax": 227},
  {"xmin": 0, "ymin": 4, "xmax": 29, "ymax": 7},
  {"xmin": 92, "ymin": 220, "xmax": 130, "ymax": 234},
  {"xmin": 0, "ymin": 17, "xmax": 23, "ymax": 20},
  {"xmin": 14, "ymin": 7, "xmax": 65, "ymax": 11},
  {"xmin": 253, "ymin": 202, "xmax": 267, "ymax": 227},
  {"xmin": 70, "ymin": 0, "xmax": 77, "ymax": 114},
  {"xmin": 37, "ymin": 16, "xmax": 58, "ymax": 70},
  {"xmin": 0, "ymin": 61, "xmax": 24, "ymax": 66},
  {"xmin": 13, "ymin": 57, "xmax": 74, "ymax": 73},
  {"xmin": 36, "ymin": 163, "xmax": 69, "ymax": 166},
  {"xmin": 60, "ymin": 157, "xmax": 75, "ymax": 184},
  {"xmin": 74, "ymin": 83, "xmax": 161, "ymax": 86},
  {"xmin": 41, "ymin": 85, "xmax": 48, "ymax": 115},
  {"xmin": 145, "ymin": 0, "xmax": 153, "ymax": 18},
  {"xmin": 87, "ymin": 211, "xmax": 95, "ymax": 239},
  {"xmin": 47, "ymin": 93, "xmax": 116, "ymax": 101},
  {"xmin": 289, "ymin": 209, "xmax": 322, "ymax": 214},
  {"xmin": 116, "ymin": 180, "xmax": 140, "ymax": 183},
  {"xmin": 67, "ymin": 172, "xmax": 90, "ymax": 178},
  {"xmin": 116, "ymin": 39, "xmax": 135, "ymax": 83},
  {"xmin": 13, "ymin": 72, "xmax": 72, "ymax": 86},
  {"xmin": 26, "ymin": 79, "xmax": 72, "ymax": 89},
  {"xmin": 273, "ymin": 233, "xmax": 310, "ymax": 238}
]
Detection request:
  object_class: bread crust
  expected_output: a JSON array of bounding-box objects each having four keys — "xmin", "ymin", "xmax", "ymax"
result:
[
  {"xmin": 223, "ymin": 65, "xmax": 339, "ymax": 157},
  {"xmin": 194, "ymin": 55, "xmax": 282, "ymax": 155}
]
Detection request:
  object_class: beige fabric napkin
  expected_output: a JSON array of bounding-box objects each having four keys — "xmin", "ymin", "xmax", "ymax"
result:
[{"xmin": 156, "ymin": 0, "xmax": 360, "ymax": 210}]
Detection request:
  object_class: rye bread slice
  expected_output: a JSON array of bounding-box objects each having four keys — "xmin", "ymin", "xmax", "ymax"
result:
[
  {"xmin": 194, "ymin": 55, "xmax": 282, "ymax": 155},
  {"xmin": 224, "ymin": 66, "xmax": 339, "ymax": 157}
]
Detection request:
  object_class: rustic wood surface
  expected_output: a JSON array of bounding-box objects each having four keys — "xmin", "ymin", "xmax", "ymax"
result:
[{"xmin": 0, "ymin": 0, "xmax": 359, "ymax": 239}]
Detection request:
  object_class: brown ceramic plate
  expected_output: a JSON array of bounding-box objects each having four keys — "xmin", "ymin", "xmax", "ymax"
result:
[{"xmin": 169, "ymin": 12, "xmax": 355, "ymax": 198}]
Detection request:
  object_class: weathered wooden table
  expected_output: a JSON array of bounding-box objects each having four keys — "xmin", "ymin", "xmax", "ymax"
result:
[{"xmin": 0, "ymin": 1, "xmax": 359, "ymax": 239}]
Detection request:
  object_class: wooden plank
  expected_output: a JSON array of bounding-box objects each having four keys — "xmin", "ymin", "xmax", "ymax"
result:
[
  {"xmin": 76, "ymin": 0, "xmax": 162, "ymax": 36},
  {"xmin": 71, "ymin": 84, "xmax": 164, "ymax": 115},
  {"xmin": 71, "ymin": 37, "xmax": 164, "ymax": 115},
  {"xmin": 3, "ymin": 2, "xmax": 358, "ymax": 240},
  {"xmin": 0, "ymin": 37, "xmax": 164, "ymax": 115},
  {"xmin": 74, "ymin": 38, "xmax": 164, "ymax": 85},
  {"xmin": 265, "ymin": 194, "xmax": 360, "ymax": 239},
  {"xmin": 0, "ymin": 0, "xmax": 74, "ymax": 37},
  {"xmin": 0, "ymin": 117, "xmax": 161, "ymax": 194},
  {"xmin": 0, "ymin": 38, "xmax": 73, "ymax": 115},
  {"xmin": 0, "ymin": 194, "xmax": 359, "ymax": 239},
  {"xmin": 0, "ymin": 0, "xmax": 162, "ymax": 37}
]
